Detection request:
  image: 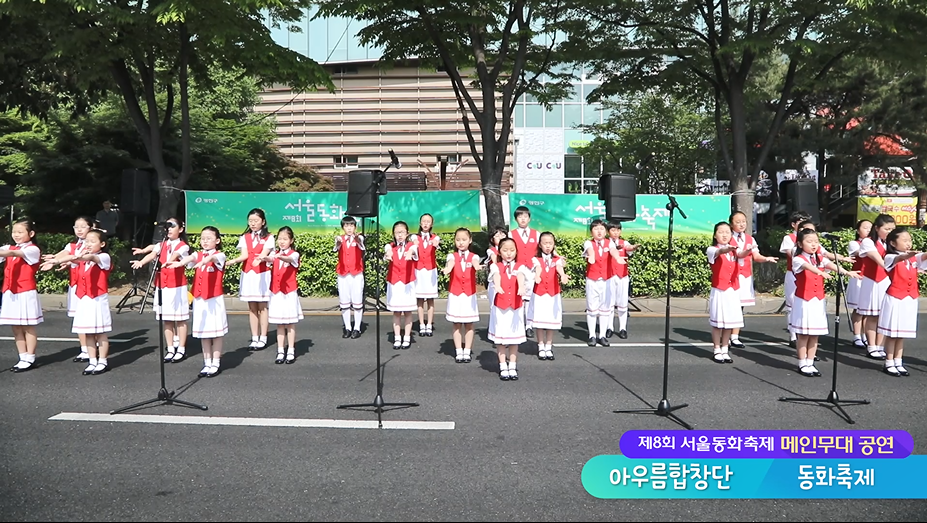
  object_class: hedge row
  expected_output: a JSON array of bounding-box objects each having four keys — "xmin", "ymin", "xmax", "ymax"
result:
[{"xmin": 27, "ymin": 228, "xmax": 927, "ymax": 298}]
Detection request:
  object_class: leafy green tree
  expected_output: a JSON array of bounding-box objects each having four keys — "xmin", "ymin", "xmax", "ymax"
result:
[
  {"xmin": 312, "ymin": 0, "xmax": 571, "ymax": 231},
  {"xmin": 576, "ymin": 93, "xmax": 716, "ymax": 194}
]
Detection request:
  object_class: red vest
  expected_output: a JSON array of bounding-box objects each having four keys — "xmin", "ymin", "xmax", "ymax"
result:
[
  {"xmin": 585, "ymin": 239, "xmax": 610, "ymax": 281},
  {"xmin": 709, "ymin": 245, "xmax": 740, "ymax": 291},
  {"xmin": 731, "ymin": 232, "xmax": 755, "ymax": 278},
  {"xmin": 487, "ymin": 246, "xmax": 499, "ymax": 263},
  {"xmin": 68, "ymin": 240, "xmax": 83, "ymax": 287},
  {"xmin": 511, "ymin": 228, "xmax": 539, "ymax": 266},
  {"xmin": 158, "ymin": 240, "xmax": 188, "ymax": 289},
  {"xmin": 785, "ymin": 233, "xmax": 797, "ymax": 273},
  {"xmin": 850, "ymin": 239, "xmax": 866, "ymax": 272},
  {"xmin": 413, "ymin": 233, "xmax": 438, "ymax": 271},
  {"xmin": 270, "ymin": 249, "xmax": 299, "ymax": 294},
  {"xmin": 886, "ymin": 257, "xmax": 920, "ymax": 300},
  {"xmin": 75, "ymin": 258, "xmax": 110, "ymax": 298},
  {"xmin": 534, "ymin": 255, "xmax": 562, "ymax": 296},
  {"xmin": 609, "ymin": 239, "xmax": 629, "ymax": 279},
  {"xmin": 243, "ymin": 233, "xmax": 271, "ymax": 274},
  {"xmin": 192, "ymin": 251, "xmax": 224, "ymax": 300},
  {"xmin": 493, "ymin": 261, "xmax": 523, "ymax": 309},
  {"xmin": 386, "ymin": 242, "xmax": 415, "ymax": 284},
  {"xmin": 861, "ymin": 240, "xmax": 889, "ymax": 282},
  {"xmin": 2, "ymin": 244, "xmax": 38, "ymax": 293},
  {"xmin": 448, "ymin": 251, "xmax": 477, "ymax": 296},
  {"xmin": 336, "ymin": 235, "xmax": 364, "ymax": 276},
  {"xmin": 794, "ymin": 252, "xmax": 826, "ymax": 300}
]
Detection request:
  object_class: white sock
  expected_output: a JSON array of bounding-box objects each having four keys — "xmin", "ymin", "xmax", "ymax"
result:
[
  {"xmin": 88, "ymin": 357, "xmax": 98, "ymax": 366},
  {"xmin": 508, "ymin": 361, "xmax": 517, "ymax": 371},
  {"xmin": 79, "ymin": 346, "xmax": 89, "ymax": 354},
  {"xmin": 894, "ymin": 358, "xmax": 903, "ymax": 368},
  {"xmin": 24, "ymin": 353, "xmax": 35, "ymax": 363},
  {"xmin": 287, "ymin": 347, "xmax": 295, "ymax": 355},
  {"xmin": 212, "ymin": 357, "xmax": 220, "ymax": 368},
  {"xmin": 730, "ymin": 334, "xmax": 740, "ymax": 341},
  {"xmin": 173, "ymin": 336, "xmax": 180, "ymax": 348},
  {"xmin": 258, "ymin": 335, "xmax": 267, "ymax": 343},
  {"xmin": 587, "ymin": 314, "xmax": 596, "ymax": 337},
  {"xmin": 720, "ymin": 346, "xmax": 729, "ymax": 355},
  {"xmin": 884, "ymin": 359, "xmax": 894, "ymax": 368},
  {"xmin": 176, "ymin": 346, "xmax": 185, "ymax": 354},
  {"xmin": 97, "ymin": 358, "xmax": 107, "ymax": 366},
  {"xmin": 456, "ymin": 348, "xmax": 464, "ymax": 358},
  {"xmin": 608, "ymin": 312, "xmax": 616, "ymax": 332},
  {"xmin": 618, "ymin": 311, "xmax": 628, "ymax": 330},
  {"xmin": 871, "ymin": 345, "xmax": 883, "ymax": 354},
  {"xmin": 854, "ymin": 334, "xmax": 862, "ymax": 341},
  {"xmin": 499, "ymin": 361, "xmax": 508, "ymax": 372},
  {"xmin": 342, "ymin": 310, "xmax": 352, "ymax": 329},
  {"xmin": 353, "ymin": 309, "xmax": 363, "ymax": 329},
  {"xmin": 463, "ymin": 348, "xmax": 471, "ymax": 358},
  {"xmin": 203, "ymin": 357, "xmax": 212, "ymax": 367},
  {"xmin": 598, "ymin": 318, "xmax": 608, "ymax": 338}
]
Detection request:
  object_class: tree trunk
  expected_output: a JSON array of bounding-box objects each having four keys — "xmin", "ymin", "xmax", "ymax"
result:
[
  {"xmin": 727, "ymin": 80, "xmax": 755, "ymax": 230},
  {"xmin": 918, "ymin": 186, "xmax": 927, "ymax": 227}
]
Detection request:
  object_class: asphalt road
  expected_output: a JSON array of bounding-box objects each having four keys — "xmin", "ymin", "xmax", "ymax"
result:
[{"xmin": 1, "ymin": 310, "xmax": 926, "ymax": 521}]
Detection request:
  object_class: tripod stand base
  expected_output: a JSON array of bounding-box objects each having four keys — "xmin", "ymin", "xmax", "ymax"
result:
[
  {"xmin": 110, "ymin": 388, "xmax": 208, "ymax": 414},
  {"xmin": 778, "ymin": 392, "xmax": 870, "ymax": 425},
  {"xmin": 615, "ymin": 399, "xmax": 693, "ymax": 430},
  {"xmin": 337, "ymin": 394, "xmax": 419, "ymax": 413}
]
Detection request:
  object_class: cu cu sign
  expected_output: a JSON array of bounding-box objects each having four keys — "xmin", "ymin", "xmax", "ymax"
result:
[{"xmin": 526, "ymin": 161, "xmax": 563, "ymax": 170}]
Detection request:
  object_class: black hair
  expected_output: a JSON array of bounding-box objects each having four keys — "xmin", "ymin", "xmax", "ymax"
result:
[
  {"xmin": 797, "ymin": 219, "xmax": 816, "ymax": 231},
  {"xmin": 606, "ymin": 222, "xmax": 622, "ymax": 231},
  {"xmin": 498, "ymin": 236, "xmax": 517, "ymax": 257},
  {"xmin": 514, "ymin": 206, "xmax": 531, "ymax": 218},
  {"xmin": 84, "ymin": 229, "xmax": 109, "ymax": 253},
  {"xmin": 793, "ymin": 228, "xmax": 819, "ymax": 257},
  {"xmin": 201, "ymin": 226, "xmax": 222, "ymax": 246},
  {"xmin": 855, "ymin": 219, "xmax": 872, "ymax": 241},
  {"xmin": 418, "ymin": 213, "xmax": 434, "ymax": 235},
  {"xmin": 868, "ymin": 214, "xmax": 896, "ymax": 243},
  {"xmin": 276, "ymin": 226, "xmax": 295, "ymax": 243},
  {"xmin": 72, "ymin": 215, "xmax": 94, "ymax": 243},
  {"xmin": 454, "ymin": 227, "xmax": 472, "ymax": 239},
  {"xmin": 884, "ymin": 227, "xmax": 910, "ymax": 255},
  {"xmin": 789, "ymin": 210, "xmax": 812, "ymax": 226},
  {"xmin": 12, "ymin": 218, "xmax": 36, "ymax": 241},
  {"xmin": 589, "ymin": 219, "xmax": 606, "ymax": 232},
  {"xmin": 729, "ymin": 210, "xmax": 747, "ymax": 222},
  {"xmin": 536, "ymin": 231, "xmax": 557, "ymax": 258},
  {"xmin": 490, "ymin": 225, "xmax": 508, "ymax": 247},
  {"xmin": 713, "ymin": 221, "xmax": 731, "ymax": 240},
  {"xmin": 341, "ymin": 215, "xmax": 357, "ymax": 227},
  {"xmin": 241, "ymin": 208, "xmax": 269, "ymax": 238},
  {"xmin": 166, "ymin": 217, "xmax": 190, "ymax": 245}
]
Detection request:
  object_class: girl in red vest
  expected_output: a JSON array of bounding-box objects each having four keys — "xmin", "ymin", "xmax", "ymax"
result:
[
  {"xmin": 412, "ymin": 213, "xmax": 440, "ymax": 337},
  {"xmin": 168, "ymin": 226, "xmax": 228, "ymax": 378},
  {"xmin": 39, "ymin": 215, "xmax": 93, "ymax": 363},
  {"xmin": 606, "ymin": 221, "xmax": 638, "ymax": 340},
  {"xmin": 857, "ymin": 214, "xmax": 896, "ymax": 360},
  {"xmin": 846, "ymin": 219, "xmax": 873, "ymax": 349},
  {"xmin": 583, "ymin": 219, "xmax": 612, "ymax": 347},
  {"xmin": 228, "ymin": 208, "xmax": 274, "ymax": 351},
  {"xmin": 130, "ymin": 218, "xmax": 191, "ymax": 363},
  {"xmin": 728, "ymin": 211, "xmax": 778, "ymax": 349},
  {"xmin": 707, "ymin": 222, "xmax": 744, "ymax": 363},
  {"xmin": 510, "ymin": 206, "xmax": 539, "ymax": 336},
  {"xmin": 489, "ymin": 237, "xmax": 527, "ymax": 380},
  {"xmin": 0, "ymin": 219, "xmax": 43, "ymax": 372},
  {"xmin": 485, "ymin": 225, "xmax": 507, "ymax": 307},
  {"xmin": 528, "ymin": 232, "xmax": 569, "ymax": 361},
  {"xmin": 266, "ymin": 226, "xmax": 303, "ymax": 364},
  {"xmin": 70, "ymin": 229, "xmax": 113, "ymax": 375},
  {"xmin": 877, "ymin": 228, "xmax": 926, "ymax": 377},
  {"xmin": 442, "ymin": 227, "xmax": 482, "ymax": 363},
  {"xmin": 335, "ymin": 215, "xmax": 365, "ymax": 339},
  {"xmin": 385, "ymin": 221, "xmax": 418, "ymax": 349},
  {"xmin": 790, "ymin": 228, "xmax": 861, "ymax": 376},
  {"xmin": 778, "ymin": 211, "xmax": 812, "ymax": 345}
]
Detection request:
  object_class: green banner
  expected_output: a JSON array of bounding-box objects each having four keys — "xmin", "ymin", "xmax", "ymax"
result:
[
  {"xmin": 508, "ymin": 193, "xmax": 731, "ymax": 236},
  {"xmin": 185, "ymin": 190, "xmax": 481, "ymax": 234}
]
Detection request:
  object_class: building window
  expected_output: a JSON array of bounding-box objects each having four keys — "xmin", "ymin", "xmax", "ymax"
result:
[
  {"xmin": 333, "ymin": 155, "xmax": 359, "ymax": 168},
  {"xmin": 331, "ymin": 65, "xmax": 359, "ymax": 75}
]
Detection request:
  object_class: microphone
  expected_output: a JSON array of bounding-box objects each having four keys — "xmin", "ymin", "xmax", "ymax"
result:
[
  {"xmin": 388, "ymin": 149, "xmax": 402, "ymax": 169},
  {"xmin": 154, "ymin": 221, "xmax": 178, "ymax": 227},
  {"xmin": 635, "ymin": 152, "xmax": 656, "ymax": 170},
  {"xmin": 820, "ymin": 232, "xmax": 842, "ymax": 242}
]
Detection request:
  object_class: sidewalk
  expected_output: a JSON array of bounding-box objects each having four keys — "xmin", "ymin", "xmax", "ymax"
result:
[{"xmin": 35, "ymin": 293, "xmax": 903, "ymax": 317}]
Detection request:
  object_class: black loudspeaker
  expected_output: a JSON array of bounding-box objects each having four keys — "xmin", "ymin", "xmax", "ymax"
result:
[
  {"xmin": 120, "ymin": 169, "xmax": 151, "ymax": 215},
  {"xmin": 347, "ymin": 169, "xmax": 386, "ymax": 218},
  {"xmin": 0, "ymin": 185, "xmax": 14, "ymax": 207},
  {"xmin": 785, "ymin": 179, "xmax": 820, "ymax": 225},
  {"xmin": 597, "ymin": 172, "xmax": 637, "ymax": 222}
]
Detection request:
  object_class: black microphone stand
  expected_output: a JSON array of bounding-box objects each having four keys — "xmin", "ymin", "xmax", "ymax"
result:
[
  {"xmin": 111, "ymin": 229, "xmax": 207, "ymax": 414},
  {"xmin": 779, "ymin": 236, "xmax": 869, "ymax": 424},
  {"xmin": 614, "ymin": 194, "xmax": 692, "ymax": 429},
  {"xmin": 338, "ymin": 157, "xmax": 418, "ymax": 427}
]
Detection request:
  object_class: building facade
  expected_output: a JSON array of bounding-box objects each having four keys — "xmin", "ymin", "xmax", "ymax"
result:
[{"xmin": 261, "ymin": 11, "xmax": 608, "ymax": 194}]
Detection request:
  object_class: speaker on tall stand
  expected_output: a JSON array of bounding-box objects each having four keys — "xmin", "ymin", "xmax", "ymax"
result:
[
  {"xmin": 604, "ymin": 164, "xmax": 693, "ymax": 429},
  {"xmin": 116, "ymin": 169, "xmax": 154, "ymax": 313},
  {"xmin": 338, "ymin": 150, "xmax": 419, "ymax": 427}
]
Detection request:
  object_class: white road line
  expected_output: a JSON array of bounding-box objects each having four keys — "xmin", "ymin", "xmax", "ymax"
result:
[
  {"xmin": 49, "ymin": 412, "xmax": 455, "ymax": 430},
  {"xmin": 555, "ymin": 341, "xmax": 789, "ymax": 348},
  {"xmin": 0, "ymin": 337, "xmax": 137, "ymax": 343}
]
